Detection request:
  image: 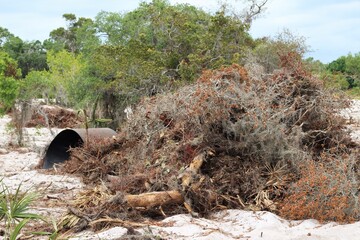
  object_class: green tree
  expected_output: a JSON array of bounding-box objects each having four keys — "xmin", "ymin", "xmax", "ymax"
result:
[
  {"xmin": 322, "ymin": 71, "xmax": 349, "ymax": 90},
  {"xmin": 84, "ymin": 39, "xmax": 165, "ymax": 121},
  {"xmin": 1, "ymin": 27, "xmax": 48, "ymax": 77},
  {"xmin": 46, "ymin": 49, "xmax": 84, "ymax": 106},
  {"xmin": 327, "ymin": 56, "xmax": 346, "ymax": 73},
  {"xmin": 0, "ymin": 77, "xmax": 20, "ymax": 114},
  {"xmin": 327, "ymin": 53, "xmax": 360, "ymax": 89},
  {"xmin": 95, "ymin": 0, "xmax": 254, "ymax": 83},
  {"xmin": 345, "ymin": 53, "xmax": 360, "ymax": 74},
  {"xmin": 17, "ymin": 41, "xmax": 48, "ymax": 77},
  {"xmin": 2, "ymin": 36, "xmax": 23, "ymax": 60},
  {"xmin": 304, "ymin": 57, "xmax": 326, "ymax": 74},
  {"xmin": 21, "ymin": 70, "xmax": 53, "ymax": 101},
  {"xmin": 0, "ymin": 27, "xmax": 14, "ymax": 47},
  {"xmin": 0, "ymin": 51, "xmax": 21, "ymax": 114},
  {"xmin": 46, "ymin": 14, "xmax": 95, "ymax": 53}
]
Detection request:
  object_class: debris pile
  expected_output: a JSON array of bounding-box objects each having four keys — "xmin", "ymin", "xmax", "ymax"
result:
[
  {"xmin": 59, "ymin": 54, "xmax": 358, "ymax": 232},
  {"xmin": 26, "ymin": 105, "xmax": 83, "ymax": 128}
]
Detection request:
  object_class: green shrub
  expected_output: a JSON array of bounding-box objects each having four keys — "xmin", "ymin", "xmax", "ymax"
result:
[{"xmin": 0, "ymin": 181, "xmax": 44, "ymax": 239}]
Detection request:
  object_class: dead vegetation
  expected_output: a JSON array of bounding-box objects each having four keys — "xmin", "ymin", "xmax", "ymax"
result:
[
  {"xmin": 58, "ymin": 52, "xmax": 359, "ymax": 233},
  {"xmin": 25, "ymin": 105, "xmax": 83, "ymax": 128}
]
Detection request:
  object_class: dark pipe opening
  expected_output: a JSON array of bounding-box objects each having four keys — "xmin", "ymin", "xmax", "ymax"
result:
[
  {"xmin": 43, "ymin": 128, "xmax": 117, "ymax": 169},
  {"xmin": 43, "ymin": 130, "xmax": 83, "ymax": 169}
]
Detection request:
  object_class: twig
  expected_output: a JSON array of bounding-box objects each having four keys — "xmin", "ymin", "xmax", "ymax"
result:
[{"xmin": 90, "ymin": 217, "xmax": 149, "ymax": 228}]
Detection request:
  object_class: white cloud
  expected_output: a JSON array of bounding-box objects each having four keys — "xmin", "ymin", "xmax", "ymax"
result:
[{"xmin": 249, "ymin": 0, "xmax": 360, "ymax": 62}]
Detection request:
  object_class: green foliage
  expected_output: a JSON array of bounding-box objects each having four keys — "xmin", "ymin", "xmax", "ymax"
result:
[
  {"xmin": 17, "ymin": 40, "xmax": 48, "ymax": 77},
  {"xmin": 0, "ymin": 182, "xmax": 43, "ymax": 239},
  {"xmin": 94, "ymin": 0, "xmax": 252, "ymax": 82},
  {"xmin": 47, "ymin": 49, "xmax": 84, "ymax": 105},
  {"xmin": 46, "ymin": 13, "xmax": 95, "ymax": 53},
  {"xmin": 91, "ymin": 40, "xmax": 164, "ymax": 89},
  {"xmin": 22, "ymin": 70, "xmax": 53, "ymax": 100},
  {"xmin": 74, "ymin": 19, "xmax": 101, "ymax": 56},
  {"xmin": 0, "ymin": 51, "xmax": 21, "ymax": 114},
  {"xmin": 0, "ymin": 76, "xmax": 19, "ymax": 114},
  {"xmin": 325, "ymin": 53, "xmax": 360, "ymax": 91},
  {"xmin": 0, "ymin": 50, "xmax": 21, "ymax": 78},
  {"xmin": 0, "ymin": 27, "xmax": 14, "ymax": 46},
  {"xmin": 2, "ymin": 36, "xmax": 24, "ymax": 60},
  {"xmin": 10, "ymin": 218, "xmax": 31, "ymax": 240},
  {"xmin": 1, "ymin": 27, "xmax": 48, "ymax": 78},
  {"xmin": 327, "ymin": 56, "xmax": 346, "ymax": 73},
  {"xmin": 322, "ymin": 71, "xmax": 349, "ymax": 90},
  {"xmin": 250, "ymin": 40, "xmax": 279, "ymax": 73},
  {"xmin": 346, "ymin": 53, "xmax": 360, "ymax": 74},
  {"xmin": 83, "ymin": 40, "xmax": 166, "ymax": 120}
]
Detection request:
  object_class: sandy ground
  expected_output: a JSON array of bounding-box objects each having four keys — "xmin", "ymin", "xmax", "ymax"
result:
[
  {"xmin": 0, "ymin": 115, "xmax": 83, "ymax": 236},
  {"xmin": 341, "ymin": 100, "xmax": 360, "ymax": 141},
  {"xmin": 1, "ymin": 101, "xmax": 360, "ymax": 239}
]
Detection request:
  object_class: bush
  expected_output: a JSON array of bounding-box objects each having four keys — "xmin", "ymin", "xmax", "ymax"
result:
[{"xmin": 322, "ymin": 72, "xmax": 349, "ymax": 90}]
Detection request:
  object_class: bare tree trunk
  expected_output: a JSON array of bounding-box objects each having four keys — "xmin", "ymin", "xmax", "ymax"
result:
[
  {"xmin": 91, "ymin": 94, "xmax": 100, "ymax": 126},
  {"xmin": 37, "ymin": 105, "xmax": 55, "ymax": 136},
  {"xmin": 12, "ymin": 101, "xmax": 31, "ymax": 146}
]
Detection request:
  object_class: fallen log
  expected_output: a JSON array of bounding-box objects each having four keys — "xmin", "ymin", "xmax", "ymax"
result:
[{"xmin": 125, "ymin": 190, "xmax": 184, "ymax": 208}]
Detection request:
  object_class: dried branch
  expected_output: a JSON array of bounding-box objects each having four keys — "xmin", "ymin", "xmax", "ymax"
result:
[{"xmin": 244, "ymin": 0, "xmax": 268, "ymax": 24}]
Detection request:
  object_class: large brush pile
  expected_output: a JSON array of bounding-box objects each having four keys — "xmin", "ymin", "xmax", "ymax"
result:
[{"xmin": 60, "ymin": 53, "xmax": 358, "ymax": 232}]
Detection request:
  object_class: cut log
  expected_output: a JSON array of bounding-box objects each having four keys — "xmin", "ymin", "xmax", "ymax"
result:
[{"xmin": 125, "ymin": 190, "xmax": 184, "ymax": 208}]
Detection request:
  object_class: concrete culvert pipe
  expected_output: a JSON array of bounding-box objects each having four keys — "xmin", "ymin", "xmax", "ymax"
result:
[{"xmin": 43, "ymin": 128, "xmax": 117, "ymax": 169}]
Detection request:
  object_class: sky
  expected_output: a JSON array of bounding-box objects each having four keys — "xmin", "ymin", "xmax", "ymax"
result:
[{"xmin": 0, "ymin": 0, "xmax": 359, "ymax": 63}]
